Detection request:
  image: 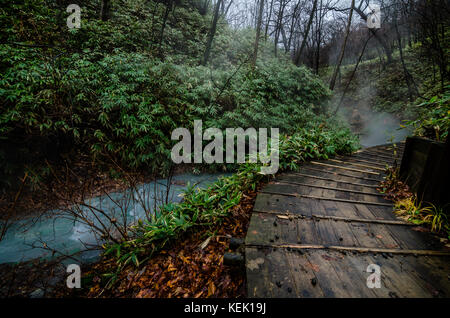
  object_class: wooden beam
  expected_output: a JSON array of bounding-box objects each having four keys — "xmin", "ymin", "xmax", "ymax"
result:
[
  {"xmin": 282, "ymin": 172, "xmax": 380, "ymax": 188},
  {"xmin": 272, "ymin": 180, "xmax": 385, "ymax": 197},
  {"xmin": 335, "ymin": 156, "xmax": 388, "ymax": 167},
  {"xmin": 328, "ymin": 159, "xmax": 387, "ymax": 171},
  {"xmin": 253, "ymin": 210, "xmax": 412, "ymax": 226},
  {"xmin": 259, "ymin": 190, "xmax": 393, "ymax": 207},
  {"xmin": 245, "ymin": 243, "xmax": 450, "ymax": 257},
  {"xmin": 300, "ymin": 166, "xmax": 381, "ymax": 182},
  {"xmin": 356, "ymin": 150, "xmax": 398, "ymax": 160},
  {"xmin": 365, "ymin": 148, "xmax": 402, "ymax": 156},
  {"xmin": 352, "ymin": 153, "xmax": 394, "ymax": 164},
  {"xmin": 310, "ymin": 161, "xmax": 381, "ymax": 175}
]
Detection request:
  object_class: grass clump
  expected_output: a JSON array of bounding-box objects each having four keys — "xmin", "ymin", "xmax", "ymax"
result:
[{"xmin": 394, "ymin": 197, "xmax": 449, "ymax": 238}]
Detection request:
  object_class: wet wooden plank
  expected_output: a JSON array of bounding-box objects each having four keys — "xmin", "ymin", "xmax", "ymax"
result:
[
  {"xmin": 359, "ymin": 204, "xmax": 397, "ymax": 220},
  {"xmin": 328, "ymin": 158, "xmax": 387, "ymax": 172},
  {"xmin": 272, "ymin": 180, "xmax": 385, "ymax": 197},
  {"xmin": 331, "ymin": 251, "xmax": 380, "ymax": 297},
  {"xmin": 254, "ymin": 193, "xmax": 394, "ymax": 218},
  {"xmin": 324, "ymin": 201, "xmax": 362, "ymax": 218},
  {"xmin": 245, "ymin": 143, "xmax": 449, "ymax": 298},
  {"xmin": 258, "ymin": 191, "xmax": 393, "ymax": 207},
  {"xmin": 344, "ymin": 189, "xmax": 391, "ymax": 204},
  {"xmin": 318, "ymin": 200, "xmax": 349, "ymax": 217},
  {"xmin": 246, "ymin": 247, "xmax": 450, "ymax": 297},
  {"xmin": 247, "ymin": 212, "xmax": 419, "ymax": 251},
  {"xmin": 365, "ymin": 254, "xmax": 432, "ymax": 297},
  {"xmin": 280, "ymin": 173, "xmax": 381, "ymax": 191},
  {"xmin": 382, "ymin": 224, "xmax": 443, "ymax": 250},
  {"xmin": 246, "ymin": 212, "xmax": 282, "ymax": 245},
  {"xmin": 315, "ymin": 250, "xmax": 379, "ymax": 297},
  {"xmin": 336, "ymin": 156, "xmax": 388, "ymax": 168},
  {"xmin": 296, "ymin": 218, "xmax": 320, "ymax": 245},
  {"xmin": 245, "ymin": 247, "xmax": 273, "ymax": 297},
  {"xmin": 352, "ymin": 153, "xmax": 395, "ymax": 165},
  {"xmin": 394, "ymin": 255, "xmax": 450, "ymax": 297},
  {"xmin": 300, "ymin": 165, "xmax": 382, "ymax": 182},
  {"xmin": 247, "ymin": 213, "xmax": 318, "ymax": 245},
  {"xmin": 246, "ymin": 247, "xmax": 306, "ymax": 298},
  {"xmin": 284, "ymin": 250, "xmax": 325, "ymax": 297},
  {"xmin": 324, "ymin": 219, "xmax": 360, "ymax": 247},
  {"xmin": 304, "ymin": 250, "xmax": 351, "ymax": 297},
  {"xmin": 264, "ymin": 182, "xmax": 386, "ymax": 201},
  {"xmin": 253, "ymin": 192, "xmax": 316, "ymax": 216},
  {"xmin": 357, "ymin": 150, "xmax": 398, "ymax": 160},
  {"xmin": 310, "ymin": 161, "xmax": 382, "ymax": 177},
  {"xmin": 298, "ymin": 165, "xmax": 381, "ymax": 183}
]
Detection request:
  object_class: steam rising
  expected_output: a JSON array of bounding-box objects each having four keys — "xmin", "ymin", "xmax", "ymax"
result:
[
  {"xmin": 334, "ymin": 80, "xmax": 411, "ymax": 148},
  {"xmin": 357, "ymin": 109, "xmax": 410, "ymax": 147}
]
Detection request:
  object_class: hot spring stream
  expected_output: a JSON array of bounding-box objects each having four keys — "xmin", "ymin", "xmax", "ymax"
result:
[{"xmin": 0, "ymin": 172, "xmax": 230, "ymax": 265}]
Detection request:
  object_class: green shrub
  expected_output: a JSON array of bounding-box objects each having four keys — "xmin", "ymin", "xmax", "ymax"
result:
[
  {"xmin": 404, "ymin": 87, "xmax": 450, "ymax": 142},
  {"xmin": 207, "ymin": 59, "xmax": 331, "ymax": 131},
  {"xmin": 0, "ymin": 0, "xmax": 342, "ymax": 193}
]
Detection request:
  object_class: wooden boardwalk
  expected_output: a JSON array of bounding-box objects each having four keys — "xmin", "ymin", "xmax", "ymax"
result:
[{"xmin": 245, "ymin": 143, "xmax": 450, "ymax": 298}]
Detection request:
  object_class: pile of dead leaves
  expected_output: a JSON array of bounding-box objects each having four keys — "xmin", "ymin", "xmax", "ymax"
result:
[
  {"xmin": 0, "ymin": 257, "xmax": 69, "ymax": 298},
  {"xmin": 378, "ymin": 167, "xmax": 413, "ymax": 202},
  {"xmin": 83, "ymin": 189, "xmax": 259, "ymax": 298}
]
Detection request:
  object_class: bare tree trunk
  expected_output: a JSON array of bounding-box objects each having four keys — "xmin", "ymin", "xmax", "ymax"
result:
[
  {"xmin": 264, "ymin": 0, "xmax": 274, "ymax": 41},
  {"xmin": 158, "ymin": 0, "xmax": 174, "ymax": 57},
  {"xmin": 100, "ymin": 0, "xmax": 111, "ymax": 21},
  {"xmin": 353, "ymin": 5, "xmax": 393, "ymax": 63},
  {"xmin": 394, "ymin": 11, "xmax": 419, "ymax": 101},
  {"xmin": 200, "ymin": 0, "xmax": 210, "ymax": 15},
  {"xmin": 281, "ymin": 27, "xmax": 289, "ymax": 52},
  {"xmin": 315, "ymin": 37, "xmax": 320, "ymax": 74},
  {"xmin": 274, "ymin": 0, "xmax": 287, "ymax": 56},
  {"xmin": 294, "ymin": 0, "xmax": 318, "ymax": 65},
  {"xmin": 314, "ymin": 0, "xmax": 323, "ymax": 74},
  {"xmin": 329, "ymin": 0, "xmax": 354, "ymax": 91},
  {"xmin": 252, "ymin": 0, "xmax": 265, "ymax": 67},
  {"xmin": 203, "ymin": 0, "xmax": 223, "ymax": 66},
  {"xmin": 333, "ymin": 33, "xmax": 373, "ymax": 115},
  {"xmin": 224, "ymin": 0, "xmax": 234, "ymax": 17},
  {"xmin": 287, "ymin": 1, "xmax": 300, "ymax": 51}
]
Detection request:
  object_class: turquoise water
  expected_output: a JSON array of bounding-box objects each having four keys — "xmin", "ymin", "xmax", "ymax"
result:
[{"xmin": 0, "ymin": 173, "xmax": 230, "ymax": 264}]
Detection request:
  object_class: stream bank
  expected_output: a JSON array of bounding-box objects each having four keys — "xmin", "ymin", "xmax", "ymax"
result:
[
  {"xmin": 0, "ymin": 177, "xmax": 257, "ymax": 299},
  {"xmin": 0, "ymin": 172, "xmax": 230, "ymax": 265}
]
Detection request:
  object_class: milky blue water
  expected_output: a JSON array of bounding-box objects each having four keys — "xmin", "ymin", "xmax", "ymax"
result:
[{"xmin": 0, "ymin": 173, "xmax": 230, "ymax": 265}]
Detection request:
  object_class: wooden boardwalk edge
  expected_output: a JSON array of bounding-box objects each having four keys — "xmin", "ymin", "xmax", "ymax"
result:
[{"xmin": 245, "ymin": 143, "xmax": 450, "ymax": 298}]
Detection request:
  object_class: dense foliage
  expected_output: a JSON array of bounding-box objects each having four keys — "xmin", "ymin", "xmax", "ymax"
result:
[
  {"xmin": 404, "ymin": 87, "xmax": 450, "ymax": 142},
  {"xmin": 0, "ymin": 0, "xmax": 332, "ymax": 190}
]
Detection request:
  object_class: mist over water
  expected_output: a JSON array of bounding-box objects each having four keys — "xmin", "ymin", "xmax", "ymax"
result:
[
  {"xmin": 331, "ymin": 62, "xmax": 412, "ymax": 148},
  {"xmin": 358, "ymin": 111, "xmax": 411, "ymax": 147},
  {"xmin": 338, "ymin": 102, "xmax": 411, "ymax": 148}
]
